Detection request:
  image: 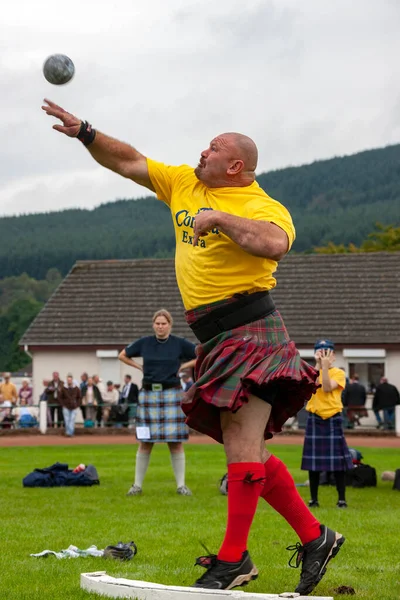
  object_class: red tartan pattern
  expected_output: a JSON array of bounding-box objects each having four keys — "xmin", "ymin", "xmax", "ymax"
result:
[{"xmin": 183, "ymin": 299, "xmax": 319, "ymax": 444}]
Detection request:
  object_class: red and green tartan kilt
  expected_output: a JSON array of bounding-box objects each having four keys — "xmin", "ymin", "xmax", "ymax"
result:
[{"xmin": 183, "ymin": 301, "xmax": 319, "ymax": 444}]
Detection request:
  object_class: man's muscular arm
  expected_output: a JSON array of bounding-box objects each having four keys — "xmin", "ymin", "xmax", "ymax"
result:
[
  {"xmin": 41, "ymin": 99, "xmax": 155, "ymax": 192},
  {"xmin": 193, "ymin": 210, "xmax": 289, "ymax": 261}
]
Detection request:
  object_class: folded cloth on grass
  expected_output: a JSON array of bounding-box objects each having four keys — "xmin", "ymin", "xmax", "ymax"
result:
[
  {"xmin": 23, "ymin": 462, "xmax": 99, "ymax": 487},
  {"xmin": 31, "ymin": 545, "xmax": 104, "ymax": 559}
]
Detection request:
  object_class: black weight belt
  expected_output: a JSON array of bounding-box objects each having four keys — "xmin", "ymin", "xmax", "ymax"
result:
[{"xmin": 189, "ymin": 291, "xmax": 275, "ymax": 344}]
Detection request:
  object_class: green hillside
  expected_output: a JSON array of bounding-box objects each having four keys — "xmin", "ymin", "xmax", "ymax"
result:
[{"xmin": 1, "ymin": 143, "xmax": 399, "ymax": 279}]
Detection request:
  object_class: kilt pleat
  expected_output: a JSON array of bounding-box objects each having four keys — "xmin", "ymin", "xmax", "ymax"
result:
[
  {"xmin": 183, "ymin": 305, "xmax": 319, "ymax": 444},
  {"xmin": 301, "ymin": 412, "xmax": 353, "ymax": 472},
  {"xmin": 136, "ymin": 388, "xmax": 189, "ymax": 442}
]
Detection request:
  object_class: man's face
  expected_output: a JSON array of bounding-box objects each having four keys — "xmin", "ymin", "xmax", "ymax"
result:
[
  {"xmin": 67, "ymin": 376, "xmax": 73, "ymax": 386},
  {"xmin": 194, "ymin": 135, "xmax": 235, "ymax": 186},
  {"xmin": 81, "ymin": 373, "xmax": 88, "ymax": 382},
  {"xmin": 53, "ymin": 372, "xmax": 59, "ymax": 381},
  {"xmin": 124, "ymin": 376, "xmax": 131, "ymax": 385},
  {"xmin": 107, "ymin": 384, "xmax": 113, "ymax": 391}
]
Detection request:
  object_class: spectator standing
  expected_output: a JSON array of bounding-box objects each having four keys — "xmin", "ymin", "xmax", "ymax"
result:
[
  {"xmin": 119, "ymin": 309, "xmax": 196, "ymax": 496},
  {"xmin": 0, "ymin": 373, "xmax": 18, "ymax": 405},
  {"xmin": 119, "ymin": 374, "xmax": 139, "ymax": 406},
  {"xmin": 342, "ymin": 374, "xmax": 367, "ymax": 428},
  {"xmin": 18, "ymin": 378, "xmax": 33, "ymax": 406},
  {"xmin": 80, "ymin": 372, "xmax": 89, "ymax": 420},
  {"xmin": 59, "ymin": 374, "xmax": 81, "ymax": 437},
  {"xmin": 45, "ymin": 372, "xmax": 64, "ymax": 428},
  {"xmin": 81, "ymin": 376, "xmax": 102, "ymax": 424},
  {"xmin": 102, "ymin": 380, "xmax": 120, "ymax": 424},
  {"xmin": 373, "ymin": 377, "xmax": 400, "ymax": 430},
  {"xmin": 301, "ymin": 340, "xmax": 353, "ymax": 508},
  {"xmin": 93, "ymin": 374, "xmax": 106, "ymax": 427},
  {"xmin": 117, "ymin": 374, "xmax": 139, "ymax": 427}
]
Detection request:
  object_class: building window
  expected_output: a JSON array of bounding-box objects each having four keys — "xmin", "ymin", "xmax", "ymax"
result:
[{"xmin": 349, "ymin": 362, "xmax": 385, "ymax": 393}]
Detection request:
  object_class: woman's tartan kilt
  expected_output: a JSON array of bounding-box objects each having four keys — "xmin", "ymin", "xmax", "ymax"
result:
[
  {"xmin": 301, "ymin": 412, "xmax": 353, "ymax": 472},
  {"xmin": 183, "ymin": 301, "xmax": 319, "ymax": 444},
  {"xmin": 136, "ymin": 387, "xmax": 189, "ymax": 442}
]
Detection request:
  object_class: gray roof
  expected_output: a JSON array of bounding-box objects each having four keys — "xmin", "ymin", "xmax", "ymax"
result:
[{"xmin": 20, "ymin": 253, "xmax": 400, "ymax": 347}]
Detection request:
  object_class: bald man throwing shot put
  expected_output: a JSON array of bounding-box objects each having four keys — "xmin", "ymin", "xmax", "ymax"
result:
[{"xmin": 42, "ymin": 98, "xmax": 345, "ymax": 595}]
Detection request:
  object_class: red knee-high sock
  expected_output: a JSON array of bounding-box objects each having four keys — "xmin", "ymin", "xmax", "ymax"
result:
[
  {"xmin": 261, "ymin": 455, "xmax": 321, "ymax": 545},
  {"xmin": 217, "ymin": 462, "xmax": 265, "ymax": 563}
]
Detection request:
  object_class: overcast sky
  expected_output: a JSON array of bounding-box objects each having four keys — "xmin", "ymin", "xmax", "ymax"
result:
[{"xmin": 0, "ymin": 0, "xmax": 398, "ymax": 217}]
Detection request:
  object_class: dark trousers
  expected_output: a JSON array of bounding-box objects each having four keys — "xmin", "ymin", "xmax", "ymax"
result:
[
  {"xmin": 96, "ymin": 405, "xmax": 103, "ymax": 426},
  {"xmin": 50, "ymin": 405, "xmax": 64, "ymax": 427}
]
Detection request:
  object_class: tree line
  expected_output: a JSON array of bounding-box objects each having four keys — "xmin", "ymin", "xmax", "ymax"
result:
[
  {"xmin": 0, "ymin": 270, "xmax": 62, "ymax": 372},
  {"xmin": 1, "ymin": 143, "xmax": 399, "ymax": 280}
]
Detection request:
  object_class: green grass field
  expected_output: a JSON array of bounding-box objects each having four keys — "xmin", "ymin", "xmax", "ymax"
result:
[{"xmin": 1, "ymin": 443, "xmax": 399, "ymax": 600}]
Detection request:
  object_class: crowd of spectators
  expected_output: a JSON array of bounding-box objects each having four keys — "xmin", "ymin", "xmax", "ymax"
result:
[
  {"xmin": 341, "ymin": 374, "xmax": 400, "ymax": 430},
  {"xmin": 0, "ymin": 370, "xmax": 142, "ymax": 431},
  {"xmin": 1, "ymin": 369, "xmax": 397, "ymax": 432},
  {"xmin": 0, "ymin": 372, "xmax": 37, "ymax": 428}
]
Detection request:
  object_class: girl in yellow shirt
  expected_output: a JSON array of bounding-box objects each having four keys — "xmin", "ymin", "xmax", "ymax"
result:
[{"xmin": 301, "ymin": 340, "xmax": 353, "ymax": 508}]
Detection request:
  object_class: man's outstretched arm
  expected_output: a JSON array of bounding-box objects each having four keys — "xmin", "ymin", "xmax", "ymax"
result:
[{"xmin": 41, "ymin": 99, "xmax": 155, "ymax": 192}]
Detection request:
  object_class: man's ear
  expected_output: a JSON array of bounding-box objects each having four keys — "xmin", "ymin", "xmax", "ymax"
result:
[{"xmin": 227, "ymin": 160, "xmax": 244, "ymax": 175}]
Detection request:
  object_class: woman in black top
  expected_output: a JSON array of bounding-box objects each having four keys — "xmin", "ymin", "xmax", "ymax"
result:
[{"xmin": 119, "ymin": 309, "xmax": 196, "ymax": 496}]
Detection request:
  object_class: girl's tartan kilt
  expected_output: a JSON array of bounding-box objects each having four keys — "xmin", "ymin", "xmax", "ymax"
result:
[
  {"xmin": 301, "ymin": 412, "xmax": 353, "ymax": 472},
  {"xmin": 183, "ymin": 301, "xmax": 319, "ymax": 444},
  {"xmin": 136, "ymin": 387, "xmax": 189, "ymax": 442}
]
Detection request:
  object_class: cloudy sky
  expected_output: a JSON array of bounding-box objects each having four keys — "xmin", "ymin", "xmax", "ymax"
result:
[{"xmin": 1, "ymin": 0, "xmax": 398, "ymax": 216}]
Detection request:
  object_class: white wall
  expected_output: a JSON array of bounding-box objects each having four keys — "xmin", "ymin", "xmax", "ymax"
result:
[{"xmin": 385, "ymin": 350, "xmax": 400, "ymax": 390}]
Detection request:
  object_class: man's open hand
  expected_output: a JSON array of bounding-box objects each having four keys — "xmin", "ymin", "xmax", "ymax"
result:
[{"xmin": 41, "ymin": 99, "xmax": 81, "ymax": 137}]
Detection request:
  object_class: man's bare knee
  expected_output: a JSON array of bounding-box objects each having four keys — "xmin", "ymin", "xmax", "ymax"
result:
[{"xmin": 221, "ymin": 395, "xmax": 272, "ymax": 464}]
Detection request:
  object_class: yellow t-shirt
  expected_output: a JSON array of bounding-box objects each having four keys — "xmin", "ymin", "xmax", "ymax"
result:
[
  {"xmin": 0, "ymin": 382, "xmax": 18, "ymax": 403},
  {"xmin": 306, "ymin": 368, "xmax": 346, "ymax": 420},
  {"xmin": 147, "ymin": 159, "xmax": 295, "ymax": 310}
]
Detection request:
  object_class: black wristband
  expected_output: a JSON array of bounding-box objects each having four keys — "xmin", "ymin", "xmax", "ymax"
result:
[{"xmin": 77, "ymin": 120, "xmax": 96, "ymax": 146}]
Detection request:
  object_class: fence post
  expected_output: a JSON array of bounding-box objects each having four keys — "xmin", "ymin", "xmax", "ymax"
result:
[
  {"xmin": 396, "ymin": 405, "xmax": 400, "ymax": 438},
  {"xmin": 39, "ymin": 401, "xmax": 47, "ymax": 434}
]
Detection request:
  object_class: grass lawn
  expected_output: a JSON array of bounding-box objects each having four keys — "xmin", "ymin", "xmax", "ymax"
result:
[{"xmin": 1, "ymin": 443, "xmax": 400, "ymax": 600}]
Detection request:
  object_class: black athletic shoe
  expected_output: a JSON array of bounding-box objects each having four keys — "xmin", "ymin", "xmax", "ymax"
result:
[
  {"xmin": 193, "ymin": 550, "xmax": 258, "ymax": 590},
  {"xmin": 287, "ymin": 524, "xmax": 345, "ymax": 596},
  {"xmin": 337, "ymin": 500, "xmax": 348, "ymax": 508},
  {"xmin": 308, "ymin": 500, "xmax": 320, "ymax": 508}
]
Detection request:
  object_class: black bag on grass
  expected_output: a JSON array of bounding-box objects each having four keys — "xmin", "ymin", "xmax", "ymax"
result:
[
  {"xmin": 393, "ymin": 469, "xmax": 400, "ymax": 491},
  {"xmin": 345, "ymin": 464, "xmax": 377, "ymax": 488}
]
